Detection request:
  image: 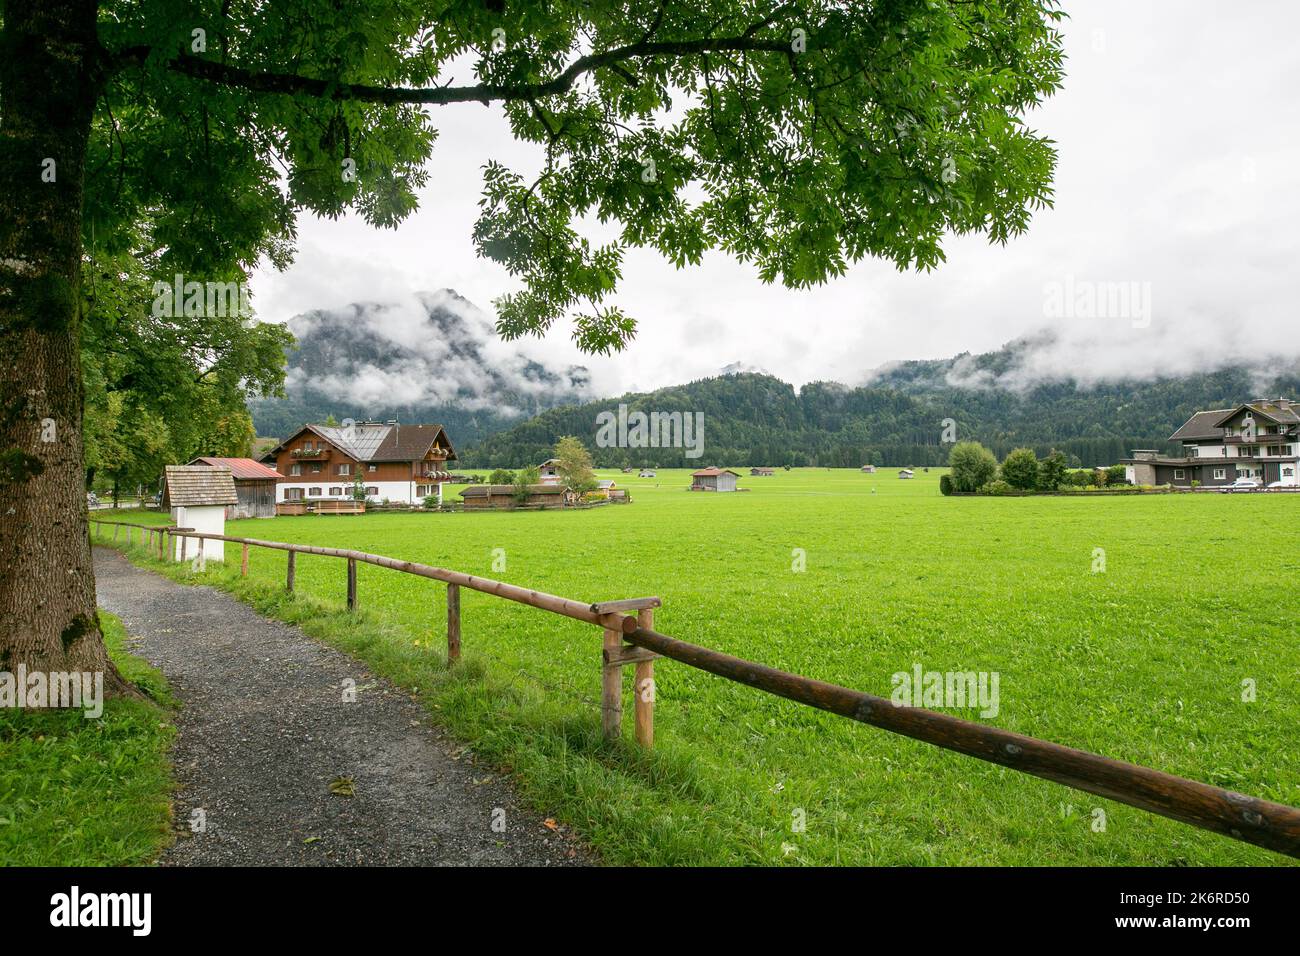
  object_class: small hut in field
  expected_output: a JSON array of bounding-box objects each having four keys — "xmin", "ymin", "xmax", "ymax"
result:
[
  {"xmin": 861, "ymin": 464, "xmax": 876, "ymax": 473},
  {"xmin": 750, "ymin": 467, "xmax": 775, "ymax": 476},
  {"xmin": 690, "ymin": 468, "xmax": 740, "ymax": 492}
]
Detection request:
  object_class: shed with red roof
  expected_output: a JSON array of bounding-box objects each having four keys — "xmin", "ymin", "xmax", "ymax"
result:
[{"xmin": 188, "ymin": 456, "xmax": 281, "ymax": 518}]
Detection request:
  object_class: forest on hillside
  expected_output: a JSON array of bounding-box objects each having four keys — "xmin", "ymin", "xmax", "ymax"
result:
[{"xmin": 463, "ymin": 364, "xmax": 1300, "ymax": 469}]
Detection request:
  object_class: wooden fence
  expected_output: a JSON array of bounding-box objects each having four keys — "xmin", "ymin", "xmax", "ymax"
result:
[{"xmin": 89, "ymin": 517, "xmax": 1300, "ymax": 858}]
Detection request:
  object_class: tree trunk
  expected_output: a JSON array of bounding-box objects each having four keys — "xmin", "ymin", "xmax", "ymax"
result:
[{"xmin": 0, "ymin": 0, "xmax": 136, "ymax": 698}]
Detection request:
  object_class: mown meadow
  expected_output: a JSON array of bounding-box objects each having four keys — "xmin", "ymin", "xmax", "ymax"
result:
[{"xmin": 94, "ymin": 468, "xmax": 1300, "ymax": 865}]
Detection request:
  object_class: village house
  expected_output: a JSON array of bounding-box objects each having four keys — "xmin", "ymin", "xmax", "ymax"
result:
[
  {"xmin": 690, "ymin": 467, "xmax": 741, "ymax": 492},
  {"xmin": 1123, "ymin": 398, "xmax": 1300, "ymax": 487},
  {"xmin": 264, "ymin": 421, "xmax": 457, "ymax": 505},
  {"xmin": 538, "ymin": 458, "xmax": 562, "ymax": 483},
  {"xmin": 188, "ymin": 456, "xmax": 280, "ymax": 518},
  {"xmin": 750, "ymin": 467, "xmax": 775, "ymax": 476}
]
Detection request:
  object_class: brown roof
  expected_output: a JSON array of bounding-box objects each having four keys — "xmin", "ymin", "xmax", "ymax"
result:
[
  {"xmin": 692, "ymin": 468, "xmax": 739, "ymax": 477},
  {"xmin": 1168, "ymin": 409, "xmax": 1233, "ymax": 442},
  {"xmin": 162, "ymin": 465, "xmax": 238, "ymax": 507},
  {"xmin": 1210, "ymin": 401, "xmax": 1300, "ymax": 428},
  {"xmin": 374, "ymin": 424, "xmax": 456, "ymax": 462},
  {"xmin": 263, "ymin": 422, "xmax": 457, "ymax": 463},
  {"xmin": 189, "ymin": 456, "xmax": 281, "ymax": 481}
]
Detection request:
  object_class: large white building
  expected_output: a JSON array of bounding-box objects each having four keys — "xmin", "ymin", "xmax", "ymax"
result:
[{"xmin": 1124, "ymin": 399, "xmax": 1299, "ymax": 487}]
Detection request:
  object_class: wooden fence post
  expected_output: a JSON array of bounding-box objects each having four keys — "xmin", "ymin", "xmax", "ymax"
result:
[
  {"xmin": 602, "ymin": 627, "xmax": 623, "ymax": 741},
  {"xmin": 346, "ymin": 558, "xmax": 357, "ymax": 611},
  {"xmin": 196, "ymin": 536, "xmax": 204, "ymax": 569},
  {"xmin": 241, "ymin": 542, "xmax": 249, "ymax": 577},
  {"xmin": 180, "ymin": 534, "xmax": 187, "ymax": 563},
  {"xmin": 159, "ymin": 530, "xmax": 167, "ymax": 561},
  {"xmin": 113, "ymin": 523, "xmax": 119, "ymax": 542},
  {"xmin": 286, "ymin": 550, "xmax": 296, "ymax": 593},
  {"xmin": 635, "ymin": 608, "xmax": 655, "ymax": 749},
  {"xmin": 446, "ymin": 582, "xmax": 461, "ymax": 662}
]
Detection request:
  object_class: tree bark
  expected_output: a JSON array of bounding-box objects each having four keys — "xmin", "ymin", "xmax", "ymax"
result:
[{"xmin": 0, "ymin": 0, "xmax": 136, "ymax": 697}]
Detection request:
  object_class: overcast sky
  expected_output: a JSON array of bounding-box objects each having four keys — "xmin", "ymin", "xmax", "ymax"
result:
[{"xmin": 250, "ymin": 2, "xmax": 1300, "ymax": 398}]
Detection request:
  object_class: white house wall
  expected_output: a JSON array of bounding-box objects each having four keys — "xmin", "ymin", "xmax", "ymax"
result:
[
  {"xmin": 276, "ymin": 480, "xmax": 435, "ymax": 505},
  {"xmin": 169, "ymin": 504, "xmax": 226, "ymax": 563}
]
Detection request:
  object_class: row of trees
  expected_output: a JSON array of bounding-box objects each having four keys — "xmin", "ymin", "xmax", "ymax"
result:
[{"xmin": 946, "ymin": 442, "xmax": 1131, "ymax": 495}]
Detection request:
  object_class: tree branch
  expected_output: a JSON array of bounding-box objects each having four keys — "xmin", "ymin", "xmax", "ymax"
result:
[{"xmin": 109, "ymin": 34, "xmax": 792, "ymax": 106}]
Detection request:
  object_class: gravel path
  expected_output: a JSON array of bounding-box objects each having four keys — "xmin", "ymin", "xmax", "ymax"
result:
[{"xmin": 93, "ymin": 547, "xmax": 591, "ymax": 866}]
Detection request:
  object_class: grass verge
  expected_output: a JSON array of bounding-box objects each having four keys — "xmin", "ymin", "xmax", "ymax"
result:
[{"xmin": 0, "ymin": 611, "xmax": 175, "ymax": 866}]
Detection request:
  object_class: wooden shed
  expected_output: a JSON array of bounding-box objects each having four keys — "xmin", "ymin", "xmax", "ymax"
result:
[
  {"xmin": 188, "ymin": 456, "xmax": 280, "ymax": 518},
  {"xmin": 458, "ymin": 484, "xmax": 567, "ymax": 509},
  {"xmin": 690, "ymin": 468, "xmax": 740, "ymax": 492},
  {"xmin": 750, "ymin": 467, "xmax": 775, "ymax": 476},
  {"xmin": 162, "ymin": 465, "xmax": 238, "ymax": 561}
]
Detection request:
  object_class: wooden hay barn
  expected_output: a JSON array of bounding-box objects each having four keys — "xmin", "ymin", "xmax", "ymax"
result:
[
  {"xmin": 750, "ymin": 467, "xmax": 775, "ymax": 476},
  {"xmin": 690, "ymin": 468, "xmax": 741, "ymax": 492},
  {"xmin": 459, "ymin": 484, "xmax": 567, "ymax": 509},
  {"xmin": 189, "ymin": 456, "xmax": 280, "ymax": 518}
]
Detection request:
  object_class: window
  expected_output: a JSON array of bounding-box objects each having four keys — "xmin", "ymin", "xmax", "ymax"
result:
[
  {"xmin": 338, "ymin": 463, "xmax": 350, "ymax": 475},
  {"xmin": 311, "ymin": 463, "xmax": 322, "ymax": 473},
  {"xmin": 329, "ymin": 487, "xmax": 342, "ymax": 496},
  {"xmin": 286, "ymin": 488, "xmax": 303, "ymax": 501},
  {"xmin": 1174, "ymin": 469, "xmax": 1185, "ymax": 480},
  {"xmin": 308, "ymin": 487, "xmax": 322, "ymax": 496},
  {"xmin": 290, "ymin": 464, "xmax": 301, "ymax": 476},
  {"xmin": 366, "ymin": 486, "xmax": 379, "ymax": 496},
  {"xmin": 367, "ymin": 464, "xmax": 377, "ymax": 472},
  {"xmin": 1187, "ymin": 446, "xmax": 1198, "ymax": 457},
  {"xmin": 1284, "ymin": 467, "xmax": 1295, "ymax": 478},
  {"xmin": 1213, "ymin": 468, "xmax": 1226, "ymax": 480}
]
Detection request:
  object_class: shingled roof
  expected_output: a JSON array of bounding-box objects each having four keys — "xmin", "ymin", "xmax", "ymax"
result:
[
  {"xmin": 1211, "ymin": 401, "xmax": 1300, "ymax": 428},
  {"xmin": 163, "ymin": 465, "xmax": 238, "ymax": 507},
  {"xmin": 265, "ymin": 422, "xmax": 456, "ymax": 463},
  {"xmin": 1168, "ymin": 409, "xmax": 1233, "ymax": 442}
]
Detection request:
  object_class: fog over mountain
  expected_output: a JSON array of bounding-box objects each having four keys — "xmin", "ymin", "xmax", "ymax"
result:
[{"xmin": 248, "ymin": 289, "xmax": 591, "ymax": 445}]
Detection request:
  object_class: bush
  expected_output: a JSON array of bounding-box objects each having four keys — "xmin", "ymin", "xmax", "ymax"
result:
[
  {"xmin": 488, "ymin": 468, "xmax": 515, "ymax": 485},
  {"xmin": 1000, "ymin": 447, "xmax": 1040, "ymax": 490},
  {"xmin": 939, "ymin": 474, "xmax": 954, "ymax": 496},
  {"xmin": 512, "ymin": 465, "xmax": 540, "ymax": 504},
  {"xmin": 979, "ymin": 479, "xmax": 1015, "ymax": 496},
  {"xmin": 948, "ymin": 442, "xmax": 998, "ymax": 492},
  {"xmin": 1105, "ymin": 463, "xmax": 1129, "ymax": 486},
  {"xmin": 1038, "ymin": 450, "xmax": 1068, "ymax": 491}
]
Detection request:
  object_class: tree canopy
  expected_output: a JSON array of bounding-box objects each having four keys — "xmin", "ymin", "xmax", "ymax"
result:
[{"xmin": 91, "ymin": 0, "xmax": 1065, "ymax": 353}]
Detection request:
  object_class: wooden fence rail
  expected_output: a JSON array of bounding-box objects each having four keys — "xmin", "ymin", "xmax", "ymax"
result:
[{"xmin": 89, "ymin": 517, "xmax": 1300, "ymax": 858}]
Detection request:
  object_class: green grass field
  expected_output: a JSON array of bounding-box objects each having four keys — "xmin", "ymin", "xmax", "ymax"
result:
[
  {"xmin": 94, "ymin": 468, "xmax": 1300, "ymax": 865},
  {"xmin": 0, "ymin": 612, "xmax": 174, "ymax": 866}
]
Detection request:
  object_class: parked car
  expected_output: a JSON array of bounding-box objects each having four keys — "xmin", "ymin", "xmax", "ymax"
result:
[
  {"xmin": 1266, "ymin": 480, "xmax": 1294, "ymax": 489},
  {"xmin": 1221, "ymin": 477, "xmax": 1260, "ymax": 493}
]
